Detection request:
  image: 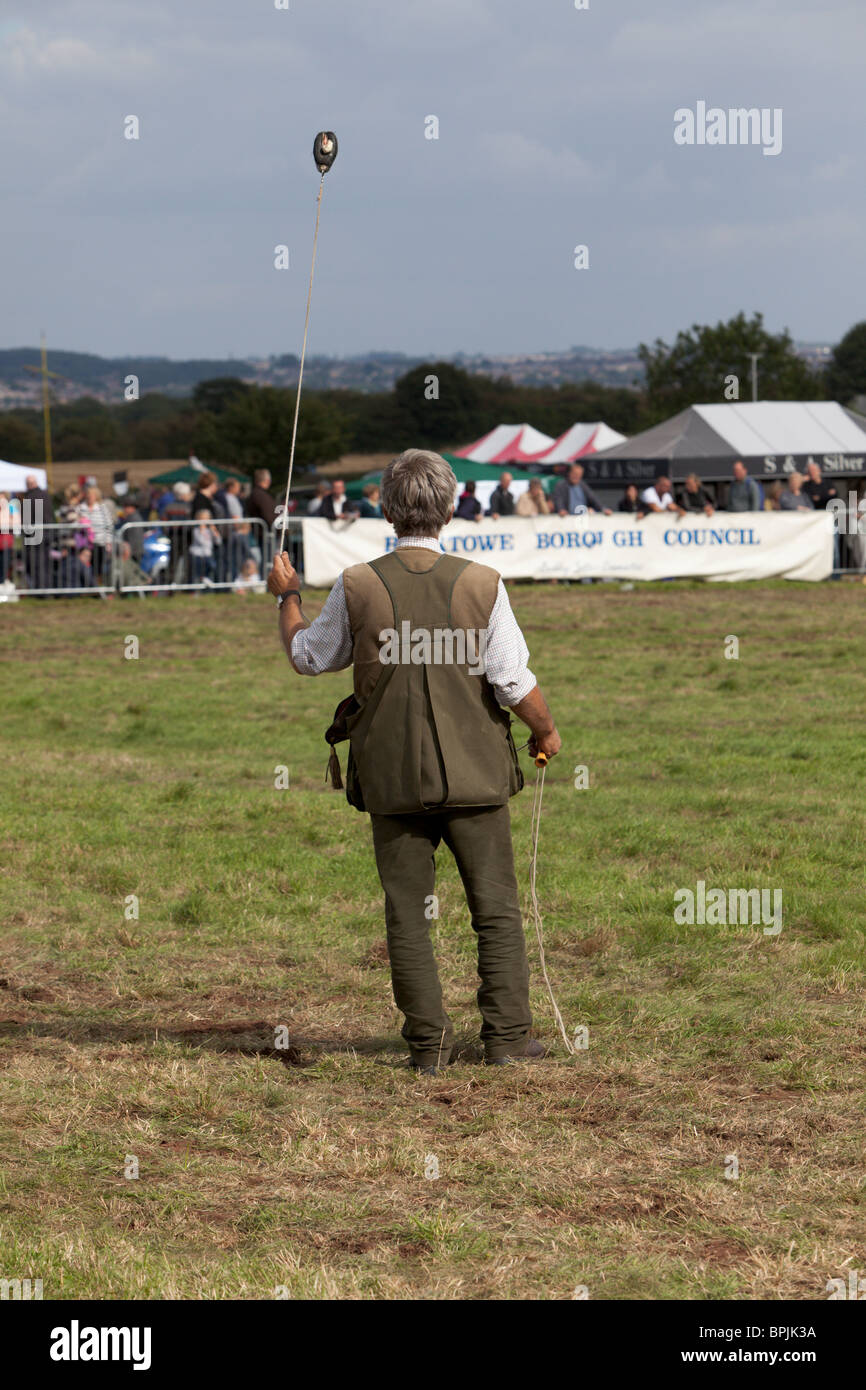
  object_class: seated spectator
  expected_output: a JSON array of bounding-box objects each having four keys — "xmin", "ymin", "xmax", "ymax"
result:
[
  {"xmin": 727, "ymin": 460, "xmax": 761, "ymax": 511},
  {"xmin": 552, "ymin": 462, "xmax": 611, "ymax": 516},
  {"xmin": 763, "ymin": 481, "xmax": 783, "ymax": 511},
  {"xmin": 676, "ymin": 473, "xmax": 714, "ymax": 516},
  {"xmin": 117, "ymin": 540, "xmax": 148, "ymax": 591},
  {"xmin": 189, "ymin": 508, "xmax": 222, "ymax": 584},
  {"xmin": 359, "ymin": 483, "xmax": 382, "ymax": 517},
  {"xmin": 319, "ymin": 479, "xmax": 359, "ymax": 520},
  {"xmin": 307, "ymin": 482, "xmax": 331, "ymax": 515},
  {"xmin": 233, "ymin": 557, "xmax": 266, "ymax": 595},
  {"xmin": 455, "ymin": 480, "xmax": 482, "ymax": 521},
  {"xmin": 77, "ymin": 546, "xmax": 95, "ymax": 589},
  {"xmin": 515, "ymin": 478, "xmax": 552, "ymax": 516},
  {"xmin": 618, "ymin": 483, "xmax": 645, "ymax": 516},
  {"xmin": 640, "ymin": 475, "xmax": 679, "ymax": 513},
  {"xmin": 487, "ymin": 471, "xmax": 517, "ymax": 519},
  {"xmin": 779, "ymin": 471, "xmax": 814, "ymax": 510},
  {"xmin": 802, "ymin": 461, "xmax": 837, "ymax": 510}
]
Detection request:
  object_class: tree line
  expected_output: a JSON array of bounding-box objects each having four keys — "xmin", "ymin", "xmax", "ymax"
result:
[{"xmin": 2, "ymin": 313, "xmax": 864, "ymax": 485}]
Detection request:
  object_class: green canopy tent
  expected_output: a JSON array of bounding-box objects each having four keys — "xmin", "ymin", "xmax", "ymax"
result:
[
  {"xmin": 346, "ymin": 455, "xmax": 553, "ymax": 500},
  {"xmin": 148, "ymin": 462, "xmax": 248, "ymax": 487}
]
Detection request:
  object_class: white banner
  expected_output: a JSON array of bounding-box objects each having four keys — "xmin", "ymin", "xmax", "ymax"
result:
[{"xmin": 302, "ymin": 511, "xmax": 834, "ymax": 586}]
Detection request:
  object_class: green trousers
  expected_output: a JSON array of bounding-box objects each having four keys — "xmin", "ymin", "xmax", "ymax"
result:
[{"xmin": 369, "ymin": 804, "xmax": 532, "ymax": 1067}]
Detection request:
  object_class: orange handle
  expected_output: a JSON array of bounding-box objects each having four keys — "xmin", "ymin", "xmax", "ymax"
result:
[{"xmin": 535, "ymin": 752, "xmax": 548, "ymax": 768}]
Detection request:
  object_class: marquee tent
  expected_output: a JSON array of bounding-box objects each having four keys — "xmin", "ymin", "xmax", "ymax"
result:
[
  {"xmin": 0, "ymin": 460, "xmax": 48, "ymax": 491},
  {"xmin": 453, "ymin": 424, "xmax": 556, "ymax": 463},
  {"xmin": 535, "ymin": 421, "xmax": 627, "ymax": 462},
  {"xmin": 586, "ymin": 402, "xmax": 866, "ymax": 487},
  {"xmin": 453, "ymin": 421, "xmax": 627, "ymax": 465}
]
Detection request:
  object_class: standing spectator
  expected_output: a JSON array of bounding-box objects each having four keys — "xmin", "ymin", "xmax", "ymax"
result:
[
  {"xmin": 640, "ymin": 475, "xmax": 680, "ymax": 514},
  {"xmin": 802, "ymin": 461, "xmax": 837, "ymax": 511},
  {"xmin": 726, "ymin": 460, "xmax": 761, "ymax": 512},
  {"xmin": 455, "ymin": 480, "xmax": 483, "ymax": 521},
  {"xmin": 764, "ymin": 481, "xmax": 783, "ymax": 511},
  {"xmin": 162, "ymin": 481, "xmax": 193, "ymax": 587},
  {"xmin": 191, "ymin": 474, "xmax": 227, "ymax": 580},
  {"xmin": 359, "ymin": 483, "xmax": 383, "ymax": 517},
  {"xmin": 676, "ymin": 473, "xmax": 715, "ymax": 516},
  {"xmin": 552, "ymin": 463, "xmax": 611, "ymax": 517},
  {"xmin": 307, "ymin": 482, "xmax": 331, "ymax": 515},
  {"xmin": 0, "ymin": 492, "xmax": 14, "ymax": 585},
  {"xmin": 779, "ymin": 471, "xmax": 814, "ymax": 510},
  {"xmin": 246, "ymin": 468, "xmax": 277, "ymax": 528},
  {"xmin": 221, "ymin": 478, "xmax": 247, "ymax": 580},
  {"xmin": 189, "ymin": 509, "xmax": 221, "ymax": 585},
  {"xmin": 487, "ymin": 471, "xmax": 516, "ymax": 519},
  {"xmin": 21, "ymin": 473, "xmax": 55, "ymax": 591},
  {"xmin": 515, "ymin": 478, "xmax": 552, "ymax": 516},
  {"xmin": 78, "ymin": 484, "xmax": 114, "ymax": 585},
  {"xmin": 116, "ymin": 499, "xmax": 145, "ymax": 562},
  {"xmin": 618, "ymin": 483, "xmax": 645, "ymax": 516},
  {"xmin": 319, "ymin": 479, "xmax": 359, "ymax": 519}
]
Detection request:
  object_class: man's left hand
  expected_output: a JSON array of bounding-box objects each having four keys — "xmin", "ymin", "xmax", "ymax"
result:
[{"xmin": 268, "ymin": 551, "xmax": 299, "ymax": 598}]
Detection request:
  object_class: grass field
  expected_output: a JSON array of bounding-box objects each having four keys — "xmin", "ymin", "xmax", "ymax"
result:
[{"xmin": 1, "ymin": 579, "xmax": 865, "ymax": 1300}]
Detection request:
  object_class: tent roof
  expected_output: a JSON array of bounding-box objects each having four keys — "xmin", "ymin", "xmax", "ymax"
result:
[
  {"xmin": 0, "ymin": 460, "xmax": 48, "ymax": 491},
  {"xmin": 453, "ymin": 423, "xmax": 555, "ymax": 463},
  {"xmin": 587, "ymin": 402, "xmax": 866, "ymax": 483},
  {"xmin": 536, "ymin": 421, "xmax": 627, "ymax": 462},
  {"xmin": 148, "ymin": 462, "xmax": 247, "ymax": 486}
]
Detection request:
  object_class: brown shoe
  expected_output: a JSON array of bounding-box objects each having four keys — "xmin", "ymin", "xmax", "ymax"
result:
[{"xmin": 484, "ymin": 1038, "xmax": 547, "ymax": 1066}]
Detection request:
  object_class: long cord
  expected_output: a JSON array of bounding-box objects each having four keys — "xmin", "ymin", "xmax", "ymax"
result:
[
  {"xmin": 278, "ymin": 172, "xmax": 325, "ymax": 556},
  {"xmin": 528, "ymin": 761, "xmax": 576, "ymax": 1055}
]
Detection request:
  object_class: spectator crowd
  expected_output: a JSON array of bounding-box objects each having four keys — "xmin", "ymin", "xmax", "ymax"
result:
[{"xmin": 1, "ymin": 458, "xmax": 864, "ymax": 598}]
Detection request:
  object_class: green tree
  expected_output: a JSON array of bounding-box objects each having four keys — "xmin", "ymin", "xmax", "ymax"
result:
[
  {"xmin": 393, "ymin": 362, "xmax": 485, "ymax": 447},
  {"xmin": 826, "ymin": 322, "xmax": 866, "ymax": 405},
  {"xmin": 191, "ymin": 377, "xmax": 251, "ymax": 415},
  {"xmin": 193, "ymin": 386, "xmax": 346, "ymax": 479},
  {"xmin": 638, "ymin": 312, "xmax": 823, "ymax": 424},
  {"xmin": 0, "ymin": 415, "xmax": 42, "ymax": 462}
]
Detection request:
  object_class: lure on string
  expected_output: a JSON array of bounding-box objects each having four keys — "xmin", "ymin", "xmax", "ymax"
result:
[{"xmin": 276, "ymin": 131, "xmax": 339, "ymax": 561}]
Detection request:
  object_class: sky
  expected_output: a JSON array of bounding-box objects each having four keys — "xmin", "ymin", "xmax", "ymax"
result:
[{"xmin": 1, "ymin": 0, "xmax": 863, "ymax": 361}]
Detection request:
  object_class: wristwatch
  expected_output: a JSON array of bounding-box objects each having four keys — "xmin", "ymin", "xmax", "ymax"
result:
[{"xmin": 277, "ymin": 588, "xmax": 302, "ymax": 609}]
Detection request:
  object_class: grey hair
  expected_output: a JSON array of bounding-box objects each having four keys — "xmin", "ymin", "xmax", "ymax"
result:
[{"xmin": 380, "ymin": 449, "xmax": 457, "ymax": 536}]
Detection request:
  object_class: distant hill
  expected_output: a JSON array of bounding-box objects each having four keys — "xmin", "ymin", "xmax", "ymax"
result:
[{"xmin": 0, "ymin": 341, "xmax": 830, "ymax": 410}]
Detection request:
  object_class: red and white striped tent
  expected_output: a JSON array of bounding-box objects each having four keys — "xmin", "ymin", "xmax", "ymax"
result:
[
  {"xmin": 453, "ymin": 424, "xmax": 555, "ymax": 463},
  {"xmin": 454, "ymin": 421, "xmax": 626, "ymax": 464},
  {"xmin": 536, "ymin": 421, "xmax": 627, "ymax": 462}
]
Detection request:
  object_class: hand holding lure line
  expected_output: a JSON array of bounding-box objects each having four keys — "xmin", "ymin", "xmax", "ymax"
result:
[{"xmin": 277, "ymin": 132, "xmax": 575, "ymax": 1058}]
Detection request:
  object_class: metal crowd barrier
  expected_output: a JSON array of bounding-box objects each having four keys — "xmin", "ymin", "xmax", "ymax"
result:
[
  {"xmin": 0, "ymin": 516, "xmax": 307, "ymax": 598},
  {"xmin": 0, "ymin": 520, "xmax": 117, "ymax": 596},
  {"xmin": 115, "ymin": 517, "xmax": 278, "ymax": 594}
]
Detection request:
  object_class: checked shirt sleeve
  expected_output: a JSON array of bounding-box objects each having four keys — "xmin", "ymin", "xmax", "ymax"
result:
[
  {"xmin": 290, "ymin": 575, "xmax": 355, "ymax": 674},
  {"xmin": 483, "ymin": 579, "xmax": 536, "ymax": 708}
]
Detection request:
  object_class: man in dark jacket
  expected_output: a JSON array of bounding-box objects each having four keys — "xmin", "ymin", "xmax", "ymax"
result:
[
  {"xmin": 268, "ymin": 449, "xmax": 561, "ymax": 1075},
  {"xmin": 486, "ymin": 472, "xmax": 516, "ymax": 519},
  {"xmin": 21, "ymin": 474, "xmax": 55, "ymax": 591},
  {"xmin": 246, "ymin": 469, "xmax": 277, "ymax": 528},
  {"xmin": 551, "ymin": 462, "xmax": 611, "ymax": 516},
  {"xmin": 676, "ymin": 473, "xmax": 715, "ymax": 516}
]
